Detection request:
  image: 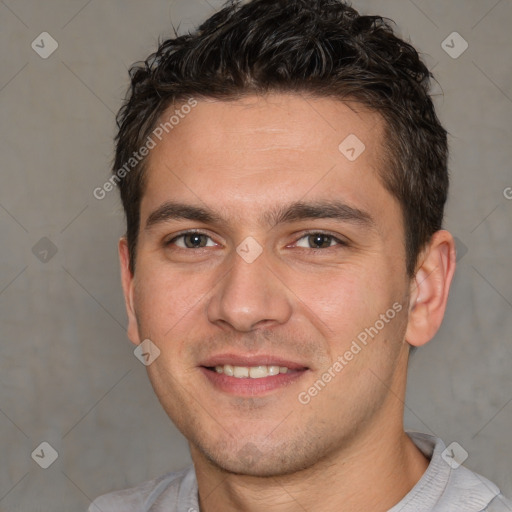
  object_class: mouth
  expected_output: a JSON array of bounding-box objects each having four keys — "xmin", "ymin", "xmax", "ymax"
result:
[
  {"xmin": 208, "ymin": 364, "xmax": 295, "ymax": 378},
  {"xmin": 199, "ymin": 355, "xmax": 309, "ymax": 396}
]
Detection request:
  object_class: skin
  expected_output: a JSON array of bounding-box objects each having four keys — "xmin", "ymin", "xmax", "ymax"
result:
[{"xmin": 119, "ymin": 93, "xmax": 456, "ymax": 512}]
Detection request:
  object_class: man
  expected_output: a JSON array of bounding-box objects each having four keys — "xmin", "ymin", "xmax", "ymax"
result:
[{"xmin": 89, "ymin": 0, "xmax": 511, "ymax": 510}]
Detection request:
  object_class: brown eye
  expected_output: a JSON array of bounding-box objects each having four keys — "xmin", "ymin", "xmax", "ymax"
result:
[
  {"xmin": 307, "ymin": 234, "xmax": 334, "ymax": 249},
  {"xmin": 168, "ymin": 233, "xmax": 216, "ymax": 249},
  {"xmin": 184, "ymin": 234, "xmax": 208, "ymax": 248},
  {"xmin": 294, "ymin": 233, "xmax": 338, "ymax": 249}
]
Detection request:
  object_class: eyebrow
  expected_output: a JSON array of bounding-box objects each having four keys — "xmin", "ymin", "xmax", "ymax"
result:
[
  {"xmin": 263, "ymin": 201, "xmax": 375, "ymax": 229},
  {"xmin": 144, "ymin": 200, "xmax": 375, "ymax": 231},
  {"xmin": 145, "ymin": 203, "xmax": 222, "ymax": 230}
]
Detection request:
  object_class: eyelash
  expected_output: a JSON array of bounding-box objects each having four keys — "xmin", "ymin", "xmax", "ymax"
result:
[
  {"xmin": 165, "ymin": 230, "xmax": 348, "ymax": 250},
  {"xmin": 293, "ymin": 231, "xmax": 349, "ymax": 250}
]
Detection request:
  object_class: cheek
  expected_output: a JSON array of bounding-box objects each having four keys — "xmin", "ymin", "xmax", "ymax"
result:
[
  {"xmin": 293, "ymin": 265, "xmax": 405, "ymax": 360},
  {"xmin": 133, "ymin": 265, "xmax": 198, "ymax": 337},
  {"xmin": 288, "ymin": 265, "xmax": 383, "ymax": 327},
  {"xmin": 133, "ymin": 254, "xmax": 228, "ymax": 345}
]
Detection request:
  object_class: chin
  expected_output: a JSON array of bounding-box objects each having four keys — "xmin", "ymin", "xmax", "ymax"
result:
[{"xmin": 198, "ymin": 439, "xmax": 319, "ymax": 478}]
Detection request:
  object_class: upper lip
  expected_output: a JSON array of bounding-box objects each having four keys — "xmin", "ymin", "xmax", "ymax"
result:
[{"xmin": 200, "ymin": 354, "xmax": 309, "ymax": 370}]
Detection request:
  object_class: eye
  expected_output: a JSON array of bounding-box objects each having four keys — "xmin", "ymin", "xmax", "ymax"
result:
[
  {"xmin": 295, "ymin": 232, "xmax": 345, "ymax": 249},
  {"xmin": 167, "ymin": 232, "xmax": 217, "ymax": 249}
]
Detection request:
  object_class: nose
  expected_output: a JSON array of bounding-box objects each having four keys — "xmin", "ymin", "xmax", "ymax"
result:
[{"xmin": 207, "ymin": 248, "xmax": 293, "ymax": 332}]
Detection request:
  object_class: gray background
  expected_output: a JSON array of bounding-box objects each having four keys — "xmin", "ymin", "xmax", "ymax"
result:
[{"xmin": 0, "ymin": 0, "xmax": 511, "ymax": 510}]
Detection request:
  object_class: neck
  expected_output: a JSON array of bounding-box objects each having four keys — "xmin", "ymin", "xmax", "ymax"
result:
[{"xmin": 192, "ymin": 422, "xmax": 429, "ymax": 512}]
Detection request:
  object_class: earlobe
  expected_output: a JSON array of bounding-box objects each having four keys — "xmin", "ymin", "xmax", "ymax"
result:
[
  {"xmin": 118, "ymin": 237, "xmax": 141, "ymax": 346},
  {"xmin": 405, "ymin": 230, "xmax": 456, "ymax": 347}
]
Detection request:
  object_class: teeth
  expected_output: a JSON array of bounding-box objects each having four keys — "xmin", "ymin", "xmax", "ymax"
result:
[
  {"xmin": 249, "ymin": 366, "xmax": 267, "ymax": 378},
  {"xmin": 268, "ymin": 366, "xmax": 280, "ymax": 376},
  {"xmin": 233, "ymin": 366, "xmax": 249, "ymax": 378},
  {"xmin": 214, "ymin": 364, "xmax": 289, "ymax": 378}
]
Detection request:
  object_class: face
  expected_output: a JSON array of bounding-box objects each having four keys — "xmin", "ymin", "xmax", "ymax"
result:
[{"xmin": 121, "ymin": 94, "xmax": 414, "ymax": 476}]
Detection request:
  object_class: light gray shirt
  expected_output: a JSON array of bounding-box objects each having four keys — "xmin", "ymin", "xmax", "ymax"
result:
[{"xmin": 89, "ymin": 432, "xmax": 512, "ymax": 511}]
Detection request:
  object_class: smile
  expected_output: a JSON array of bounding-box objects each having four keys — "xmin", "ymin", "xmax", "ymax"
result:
[{"xmin": 212, "ymin": 364, "xmax": 291, "ymax": 378}]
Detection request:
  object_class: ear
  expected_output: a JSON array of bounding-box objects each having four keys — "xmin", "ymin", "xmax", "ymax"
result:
[
  {"xmin": 405, "ymin": 230, "xmax": 456, "ymax": 347},
  {"xmin": 119, "ymin": 237, "xmax": 141, "ymax": 346}
]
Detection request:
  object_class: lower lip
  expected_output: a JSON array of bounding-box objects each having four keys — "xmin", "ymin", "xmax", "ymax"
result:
[{"xmin": 200, "ymin": 367, "xmax": 308, "ymax": 396}]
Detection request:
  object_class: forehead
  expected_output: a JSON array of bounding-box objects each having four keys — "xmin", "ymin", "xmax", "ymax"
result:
[
  {"xmin": 150, "ymin": 93, "xmax": 384, "ymax": 166},
  {"xmin": 141, "ymin": 93, "xmax": 394, "ymax": 225}
]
